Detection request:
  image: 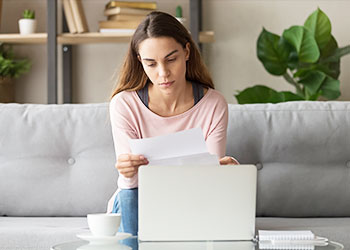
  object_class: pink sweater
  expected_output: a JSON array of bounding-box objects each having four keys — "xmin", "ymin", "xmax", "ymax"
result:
[{"xmin": 107, "ymin": 88, "xmax": 228, "ymax": 211}]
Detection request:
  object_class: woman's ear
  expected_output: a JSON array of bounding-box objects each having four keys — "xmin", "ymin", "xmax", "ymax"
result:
[
  {"xmin": 137, "ymin": 54, "xmax": 141, "ymax": 62},
  {"xmin": 184, "ymin": 42, "xmax": 190, "ymax": 61}
]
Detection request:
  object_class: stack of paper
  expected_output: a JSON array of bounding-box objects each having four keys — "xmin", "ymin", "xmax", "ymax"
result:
[{"xmin": 129, "ymin": 127, "xmax": 219, "ymax": 166}]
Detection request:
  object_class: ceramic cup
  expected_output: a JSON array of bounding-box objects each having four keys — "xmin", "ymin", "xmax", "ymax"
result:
[{"xmin": 87, "ymin": 213, "xmax": 121, "ymax": 237}]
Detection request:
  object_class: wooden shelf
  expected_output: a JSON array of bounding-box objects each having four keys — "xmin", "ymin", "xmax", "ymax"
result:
[
  {"xmin": 0, "ymin": 33, "xmax": 47, "ymax": 44},
  {"xmin": 58, "ymin": 32, "xmax": 132, "ymax": 44},
  {"xmin": 0, "ymin": 31, "xmax": 214, "ymax": 44}
]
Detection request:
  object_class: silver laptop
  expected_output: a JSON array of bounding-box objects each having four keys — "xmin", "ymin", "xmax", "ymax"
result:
[
  {"xmin": 138, "ymin": 164, "xmax": 257, "ymax": 241},
  {"xmin": 139, "ymin": 241, "xmax": 256, "ymax": 250}
]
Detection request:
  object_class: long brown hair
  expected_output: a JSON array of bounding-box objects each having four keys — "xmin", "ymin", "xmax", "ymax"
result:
[{"xmin": 111, "ymin": 11, "xmax": 214, "ymax": 98}]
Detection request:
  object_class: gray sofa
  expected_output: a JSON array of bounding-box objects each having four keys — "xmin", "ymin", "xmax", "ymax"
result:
[{"xmin": 0, "ymin": 101, "xmax": 349, "ymax": 250}]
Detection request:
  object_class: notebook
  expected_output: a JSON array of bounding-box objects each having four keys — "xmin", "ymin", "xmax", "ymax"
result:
[
  {"xmin": 258, "ymin": 230, "xmax": 328, "ymax": 250},
  {"xmin": 138, "ymin": 164, "xmax": 257, "ymax": 241}
]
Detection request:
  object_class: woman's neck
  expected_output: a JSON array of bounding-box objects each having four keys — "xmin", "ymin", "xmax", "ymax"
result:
[{"xmin": 148, "ymin": 81, "xmax": 194, "ymax": 117}]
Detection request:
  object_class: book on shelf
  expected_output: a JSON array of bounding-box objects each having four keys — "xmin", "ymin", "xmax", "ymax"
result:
[
  {"xmin": 99, "ymin": 20, "xmax": 141, "ymax": 29},
  {"xmin": 70, "ymin": 0, "xmax": 89, "ymax": 33},
  {"xmin": 104, "ymin": 7, "xmax": 152, "ymax": 16},
  {"xmin": 62, "ymin": 0, "xmax": 77, "ymax": 33},
  {"xmin": 105, "ymin": 1, "xmax": 157, "ymax": 10},
  {"xmin": 107, "ymin": 13, "xmax": 146, "ymax": 22}
]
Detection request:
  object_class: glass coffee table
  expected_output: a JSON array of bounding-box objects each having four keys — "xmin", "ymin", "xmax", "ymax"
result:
[{"xmin": 51, "ymin": 237, "xmax": 344, "ymax": 250}]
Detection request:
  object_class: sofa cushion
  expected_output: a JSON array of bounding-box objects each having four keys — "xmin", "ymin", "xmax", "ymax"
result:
[
  {"xmin": 0, "ymin": 217, "xmax": 88, "ymax": 250},
  {"xmin": 226, "ymin": 101, "xmax": 350, "ymax": 217},
  {"xmin": 0, "ymin": 103, "xmax": 118, "ymax": 216},
  {"xmin": 256, "ymin": 217, "xmax": 349, "ymax": 249}
]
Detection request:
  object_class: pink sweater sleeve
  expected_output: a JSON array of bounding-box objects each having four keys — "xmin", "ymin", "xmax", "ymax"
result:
[
  {"xmin": 109, "ymin": 95, "xmax": 139, "ymax": 189},
  {"xmin": 205, "ymin": 96, "xmax": 228, "ymax": 158}
]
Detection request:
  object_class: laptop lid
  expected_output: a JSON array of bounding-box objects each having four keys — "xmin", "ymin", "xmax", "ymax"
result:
[{"xmin": 138, "ymin": 165, "xmax": 257, "ymax": 241}]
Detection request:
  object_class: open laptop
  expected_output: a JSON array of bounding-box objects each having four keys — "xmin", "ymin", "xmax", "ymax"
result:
[{"xmin": 138, "ymin": 164, "xmax": 257, "ymax": 241}]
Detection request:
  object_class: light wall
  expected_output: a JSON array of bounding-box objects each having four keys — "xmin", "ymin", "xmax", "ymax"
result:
[{"xmin": 1, "ymin": 0, "xmax": 350, "ymax": 104}]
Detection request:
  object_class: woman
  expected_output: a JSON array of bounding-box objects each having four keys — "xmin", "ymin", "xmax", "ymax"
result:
[{"xmin": 108, "ymin": 11, "xmax": 238, "ymax": 236}]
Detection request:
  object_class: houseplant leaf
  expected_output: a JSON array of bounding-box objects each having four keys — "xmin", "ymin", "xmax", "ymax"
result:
[
  {"xmin": 320, "ymin": 35, "xmax": 338, "ymax": 58},
  {"xmin": 235, "ymin": 85, "xmax": 304, "ymax": 104},
  {"xmin": 0, "ymin": 44, "xmax": 31, "ymax": 78},
  {"xmin": 298, "ymin": 70, "xmax": 325, "ymax": 97},
  {"xmin": 282, "ymin": 25, "xmax": 320, "ymax": 63},
  {"xmin": 321, "ymin": 45, "xmax": 350, "ymax": 64},
  {"xmin": 317, "ymin": 36, "xmax": 340, "ymax": 79},
  {"xmin": 257, "ymin": 28, "xmax": 293, "ymax": 75},
  {"xmin": 304, "ymin": 8, "xmax": 331, "ymax": 51},
  {"xmin": 320, "ymin": 76, "xmax": 340, "ymax": 100},
  {"xmin": 298, "ymin": 70, "xmax": 340, "ymax": 100}
]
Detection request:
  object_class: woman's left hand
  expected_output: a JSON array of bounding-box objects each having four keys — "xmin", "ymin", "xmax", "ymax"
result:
[{"xmin": 219, "ymin": 156, "xmax": 239, "ymax": 165}]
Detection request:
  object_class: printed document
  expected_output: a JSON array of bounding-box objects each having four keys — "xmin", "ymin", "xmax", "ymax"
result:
[{"xmin": 129, "ymin": 127, "xmax": 219, "ymax": 166}]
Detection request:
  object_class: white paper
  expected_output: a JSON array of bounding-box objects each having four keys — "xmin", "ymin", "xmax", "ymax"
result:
[{"xmin": 129, "ymin": 128, "xmax": 219, "ymax": 166}]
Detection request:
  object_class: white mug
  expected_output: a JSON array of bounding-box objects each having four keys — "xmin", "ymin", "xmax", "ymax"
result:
[{"xmin": 87, "ymin": 213, "xmax": 121, "ymax": 236}]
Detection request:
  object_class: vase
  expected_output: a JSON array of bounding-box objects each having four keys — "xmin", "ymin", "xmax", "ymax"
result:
[
  {"xmin": 0, "ymin": 77, "xmax": 15, "ymax": 103},
  {"xmin": 18, "ymin": 19, "xmax": 37, "ymax": 35}
]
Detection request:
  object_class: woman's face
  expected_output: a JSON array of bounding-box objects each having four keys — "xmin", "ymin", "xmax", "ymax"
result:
[{"xmin": 138, "ymin": 36, "xmax": 190, "ymax": 94}]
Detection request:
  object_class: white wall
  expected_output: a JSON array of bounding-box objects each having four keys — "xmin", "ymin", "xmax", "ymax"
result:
[{"xmin": 1, "ymin": 0, "xmax": 350, "ymax": 104}]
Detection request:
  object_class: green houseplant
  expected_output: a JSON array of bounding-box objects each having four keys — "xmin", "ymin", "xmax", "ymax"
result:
[
  {"xmin": 0, "ymin": 43, "xmax": 31, "ymax": 102},
  {"xmin": 175, "ymin": 5, "xmax": 186, "ymax": 27},
  {"xmin": 18, "ymin": 9, "xmax": 36, "ymax": 35},
  {"xmin": 235, "ymin": 8, "xmax": 350, "ymax": 104},
  {"xmin": 22, "ymin": 9, "xmax": 35, "ymax": 19}
]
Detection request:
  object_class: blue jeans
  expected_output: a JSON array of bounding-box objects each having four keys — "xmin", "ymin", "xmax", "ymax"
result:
[{"xmin": 112, "ymin": 188, "xmax": 138, "ymax": 236}]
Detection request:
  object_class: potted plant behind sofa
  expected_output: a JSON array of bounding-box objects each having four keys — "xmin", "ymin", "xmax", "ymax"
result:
[
  {"xmin": 235, "ymin": 8, "xmax": 350, "ymax": 104},
  {"xmin": 0, "ymin": 43, "xmax": 31, "ymax": 103},
  {"xmin": 18, "ymin": 9, "xmax": 36, "ymax": 35}
]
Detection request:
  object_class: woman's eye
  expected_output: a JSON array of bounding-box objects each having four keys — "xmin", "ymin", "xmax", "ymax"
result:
[
  {"xmin": 147, "ymin": 64, "xmax": 156, "ymax": 67},
  {"xmin": 168, "ymin": 58, "xmax": 176, "ymax": 62}
]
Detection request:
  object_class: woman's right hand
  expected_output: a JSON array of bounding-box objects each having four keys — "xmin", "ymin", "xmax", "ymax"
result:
[{"xmin": 116, "ymin": 154, "xmax": 149, "ymax": 178}]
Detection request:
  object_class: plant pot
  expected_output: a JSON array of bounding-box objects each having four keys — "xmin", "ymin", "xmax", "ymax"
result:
[
  {"xmin": 175, "ymin": 17, "xmax": 186, "ymax": 28},
  {"xmin": 0, "ymin": 77, "xmax": 15, "ymax": 103},
  {"xmin": 18, "ymin": 19, "xmax": 37, "ymax": 35}
]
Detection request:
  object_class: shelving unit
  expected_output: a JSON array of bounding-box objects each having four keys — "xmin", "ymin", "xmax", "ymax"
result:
[
  {"xmin": 0, "ymin": 0, "xmax": 211, "ymax": 104},
  {"xmin": 0, "ymin": 31, "xmax": 214, "ymax": 44}
]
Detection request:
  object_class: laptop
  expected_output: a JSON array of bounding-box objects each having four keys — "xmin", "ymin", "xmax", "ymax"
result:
[
  {"xmin": 139, "ymin": 241, "xmax": 256, "ymax": 250},
  {"xmin": 138, "ymin": 164, "xmax": 257, "ymax": 241}
]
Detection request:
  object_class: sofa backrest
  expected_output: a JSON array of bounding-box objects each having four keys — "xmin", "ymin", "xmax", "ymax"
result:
[
  {"xmin": 0, "ymin": 103, "xmax": 117, "ymax": 217},
  {"xmin": 1, "ymin": 101, "xmax": 350, "ymax": 218},
  {"xmin": 226, "ymin": 101, "xmax": 350, "ymax": 217}
]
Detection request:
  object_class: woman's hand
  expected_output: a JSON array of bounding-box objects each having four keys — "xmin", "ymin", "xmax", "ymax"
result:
[
  {"xmin": 116, "ymin": 154, "xmax": 149, "ymax": 178},
  {"xmin": 219, "ymin": 156, "xmax": 239, "ymax": 165}
]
